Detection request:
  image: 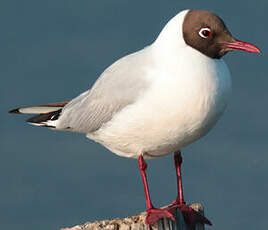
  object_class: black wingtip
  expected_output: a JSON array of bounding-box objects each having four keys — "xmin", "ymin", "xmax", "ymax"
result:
[
  {"xmin": 26, "ymin": 109, "xmax": 61, "ymax": 127},
  {"xmin": 8, "ymin": 108, "xmax": 21, "ymax": 114}
]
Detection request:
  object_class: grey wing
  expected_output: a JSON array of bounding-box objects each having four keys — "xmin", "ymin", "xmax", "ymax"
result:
[{"xmin": 56, "ymin": 46, "xmax": 153, "ymax": 133}]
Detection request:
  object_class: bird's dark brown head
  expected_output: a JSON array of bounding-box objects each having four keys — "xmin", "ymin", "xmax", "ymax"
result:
[{"xmin": 182, "ymin": 10, "xmax": 261, "ymax": 59}]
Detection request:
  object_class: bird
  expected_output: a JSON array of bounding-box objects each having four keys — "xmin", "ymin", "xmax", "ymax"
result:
[{"xmin": 9, "ymin": 9, "xmax": 261, "ymax": 227}]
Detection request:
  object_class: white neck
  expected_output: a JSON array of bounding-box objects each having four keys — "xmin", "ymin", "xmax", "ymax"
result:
[{"xmin": 153, "ymin": 10, "xmax": 189, "ymax": 54}]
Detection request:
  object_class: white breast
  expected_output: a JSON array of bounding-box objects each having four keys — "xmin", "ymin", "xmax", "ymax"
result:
[{"xmin": 88, "ymin": 47, "xmax": 232, "ymax": 159}]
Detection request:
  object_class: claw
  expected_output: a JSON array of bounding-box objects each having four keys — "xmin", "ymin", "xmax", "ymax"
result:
[
  {"xmin": 146, "ymin": 208, "xmax": 176, "ymax": 226},
  {"xmin": 181, "ymin": 205, "xmax": 212, "ymax": 227},
  {"xmin": 166, "ymin": 203, "xmax": 212, "ymax": 228}
]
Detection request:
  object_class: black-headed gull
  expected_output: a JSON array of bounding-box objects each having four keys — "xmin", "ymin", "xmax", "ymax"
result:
[{"xmin": 9, "ymin": 9, "xmax": 261, "ymax": 227}]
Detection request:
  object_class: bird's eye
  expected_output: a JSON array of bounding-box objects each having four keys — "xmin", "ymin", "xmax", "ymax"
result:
[{"xmin": 199, "ymin": 28, "xmax": 212, "ymax": 39}]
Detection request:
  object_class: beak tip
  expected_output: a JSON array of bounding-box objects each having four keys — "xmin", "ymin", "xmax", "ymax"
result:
[
  {"xmin": 250, "ymin": 45, "xmax": 262, "ymax": 54},
  {"xmin": 250, "ymin": 48, "xmax": 261, "ymax": 54}
]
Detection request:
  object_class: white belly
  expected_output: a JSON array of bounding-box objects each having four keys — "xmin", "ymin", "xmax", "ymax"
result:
[{"xmin": 88, "ymin": 49, "xmax": 232, "ymax": 159}]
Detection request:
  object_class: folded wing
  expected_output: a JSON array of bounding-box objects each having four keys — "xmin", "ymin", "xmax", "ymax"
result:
[{"xmin": 9, "ymin": 46, "xmax": 153, "ymax": 133}]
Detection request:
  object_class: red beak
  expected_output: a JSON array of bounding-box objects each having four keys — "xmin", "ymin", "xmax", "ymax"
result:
[{"xmin": 222, "ymin": 39, "xmax": 261, "ymax": 53}]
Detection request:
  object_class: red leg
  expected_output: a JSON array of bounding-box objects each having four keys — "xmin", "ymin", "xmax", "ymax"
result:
[
  {"xmin": 138, "ymin": 155, "xmax": 153, "ymax": 210},
  {"xmin": 138, "ymin": 155, "xmax": 175, "ymax": 225},
  {"xmin": 167, "ymin": 151, "xmax": 212, "ymax": 227},
  {"xmin": 173, "ymin": 151, "xmax": 185, "ymax": 205}
]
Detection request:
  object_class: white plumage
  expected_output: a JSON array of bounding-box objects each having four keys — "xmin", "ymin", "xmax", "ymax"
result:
[
  {"xmin": 87, "ymin": 44, "xmax": 231, "ymax": 159},
  {"xmin": 66, "ymin": 10, "xmax": 231, "ymax": 158}
]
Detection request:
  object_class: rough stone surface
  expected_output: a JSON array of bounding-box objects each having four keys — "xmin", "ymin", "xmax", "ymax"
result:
[{"xmin": 61, "ymin": 203, "xmax": 205, "ymax": 230}]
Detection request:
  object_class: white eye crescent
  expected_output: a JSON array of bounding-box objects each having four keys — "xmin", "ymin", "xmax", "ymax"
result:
[{"xmin": 199, "ymin": 28, "xmax": 212, "ymax": 39}]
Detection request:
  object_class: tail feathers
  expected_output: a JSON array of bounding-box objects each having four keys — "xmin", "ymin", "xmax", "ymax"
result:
[
  {"xmin": 8, "ymin": 100, "xmax": 70, "ymax": 114},
  {"xmin": 27, "ymin": 109, "xmax": 62, "ymax": 128},
  {"xmin": 9, "ymin": 100, "xmax": 70, "ymax": 128}
]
